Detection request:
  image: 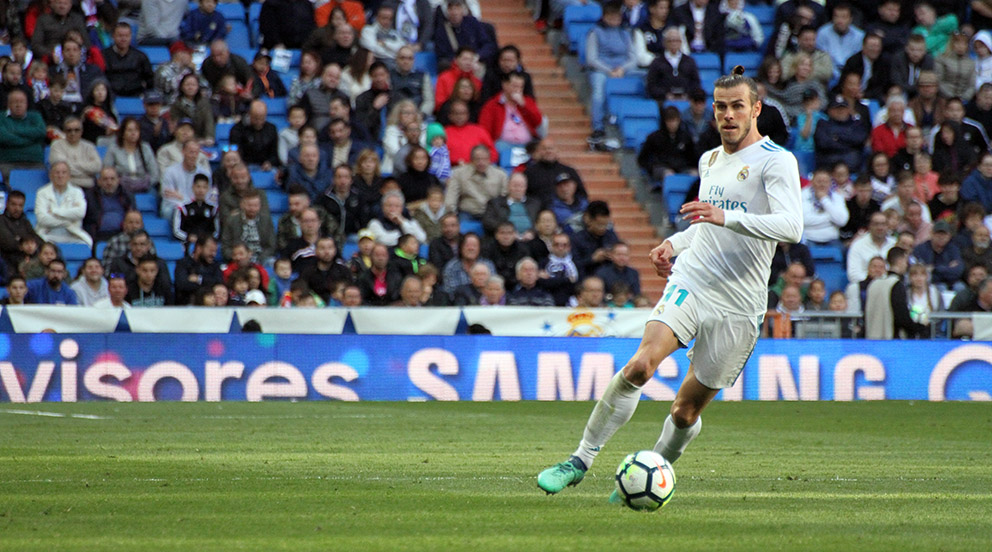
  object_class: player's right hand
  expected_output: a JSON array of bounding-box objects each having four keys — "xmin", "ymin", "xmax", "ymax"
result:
[{"xmin": 649, "ymin": 241, "xmax": 674, "ymax": 278}]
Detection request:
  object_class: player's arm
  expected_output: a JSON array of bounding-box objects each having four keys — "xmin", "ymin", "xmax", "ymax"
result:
[{"xmin": 683, "ymin": 153, "xmax": 803, "ymax": 243}]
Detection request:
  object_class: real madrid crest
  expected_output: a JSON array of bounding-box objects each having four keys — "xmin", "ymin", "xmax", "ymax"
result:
[
  {"xmin": 737, "ymin": 166, "xmax": 749, "ymax": 181},
  {"xmin": 707, "ymin": 151, "xmax": 718, "ymax": 167}
]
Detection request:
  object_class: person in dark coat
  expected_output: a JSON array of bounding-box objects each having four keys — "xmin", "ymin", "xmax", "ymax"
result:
[
  {"xmin": 646, "ymin": 27, "xmax": 701, "ymax": 100},
  {"xmin": 813, "ymin": 94, "xmax": 869, "ymax": 170},
  {"xmin": 637, "ymin": 106, "xmax": 697, "ymax": 182},
  {"xmin": 230, "ymin": 100, "xmax": 280, "ymax": 170},
  {"xmin": 259, "ymin": 0, "xmax": 316, "ymax": 50}
]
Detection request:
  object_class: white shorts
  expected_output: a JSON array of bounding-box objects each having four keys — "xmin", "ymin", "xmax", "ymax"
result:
[{"xmin": 647, "ymin": 280, "xmax": 761, "ymax": 389}]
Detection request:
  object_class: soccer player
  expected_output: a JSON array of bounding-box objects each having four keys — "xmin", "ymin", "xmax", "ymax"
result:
[{"xmin": 537, "ymin": 66, "xmax": 804, "ymax": 499}]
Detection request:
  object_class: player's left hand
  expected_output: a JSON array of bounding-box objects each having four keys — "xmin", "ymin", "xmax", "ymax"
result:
[{"xmin": 680, "ymin": 201, "xmax": 725, "ymax": 226}]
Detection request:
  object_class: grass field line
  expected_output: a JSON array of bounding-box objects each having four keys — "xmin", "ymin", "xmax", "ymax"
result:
[{"xmin": 0, "ymin": 408, "xmax": 110, "ymax": 420}]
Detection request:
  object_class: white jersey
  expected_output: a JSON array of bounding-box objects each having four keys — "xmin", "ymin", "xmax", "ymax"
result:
[{"xmin": 667, "ymin": 137, "xmax": 803, "ymax": 317}]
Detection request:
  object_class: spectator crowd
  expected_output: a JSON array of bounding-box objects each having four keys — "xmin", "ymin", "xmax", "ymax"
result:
[{"xmin": 0, "ymin": 0, "xmax": 645, "ymax": 312}]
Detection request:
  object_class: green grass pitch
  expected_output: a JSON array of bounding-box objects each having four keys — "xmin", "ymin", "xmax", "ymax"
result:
[{"xmin": 1, "ymin": 401, "xmax": 990, "ymax": 551}]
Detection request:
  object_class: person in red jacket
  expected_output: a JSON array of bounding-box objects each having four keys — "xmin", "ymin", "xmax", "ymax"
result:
[
  {"xmin": 435, "ymin": 47, "xmax": 482, "ymax": 108},
  {"xmin": 444, "ymin": 100, "xmax": 498, "ymax": 165},
  {"xmin": 478, "ymin": 71, "xmax": 543, "ymax": 150}
]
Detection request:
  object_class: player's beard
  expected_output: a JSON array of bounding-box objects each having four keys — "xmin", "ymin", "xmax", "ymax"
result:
[{"xmin": 720, "ymin": 116, "xmax": 751, "ymax": 149}]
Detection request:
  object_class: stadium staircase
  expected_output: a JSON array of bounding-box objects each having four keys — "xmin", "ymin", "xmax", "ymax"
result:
[{"xmin": 485, "ymin": 2, "xmax": 666, "ymax": 300}]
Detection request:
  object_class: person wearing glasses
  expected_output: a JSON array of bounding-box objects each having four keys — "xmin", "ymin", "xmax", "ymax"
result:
[{"xmin": 49, "ymin": 116, "xmax": 103, "ymax": 188}]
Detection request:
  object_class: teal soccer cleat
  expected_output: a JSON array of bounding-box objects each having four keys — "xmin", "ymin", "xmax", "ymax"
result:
[
  {"xmin": 537, "ymin": 457, "xmax": 586, "ymax": 494},
  {"xmin": 608, "ymin": 489, "xmax": 624, "ymax": 505}
]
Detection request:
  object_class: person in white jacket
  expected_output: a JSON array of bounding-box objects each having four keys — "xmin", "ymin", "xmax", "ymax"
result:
[
  {"xmin": 361, "ymin": 5, "xmax": 409, "ymax": 66},
  {"xmin": 367, "ymin": 190, "xmax": 427, "ymax": 246},
  {"xmin": 48, "ymin": 117, "xmax": 103, "ymax": 188},
  {"xmin": 35, "ymin": 161, "xmax": 93, "ymax": 247},
  {"xmin": 801, "ymin": 168, "xmax": 849, "ymax": 246}
]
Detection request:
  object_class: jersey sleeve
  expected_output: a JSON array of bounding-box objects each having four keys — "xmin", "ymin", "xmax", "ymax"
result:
[
  {"xmin": 722, "ymin": 151, "xmax": 803, "ymax": 243},
  {"xmin": 665, "ymin": 223, "xmax": 700, "ymax": 256}
]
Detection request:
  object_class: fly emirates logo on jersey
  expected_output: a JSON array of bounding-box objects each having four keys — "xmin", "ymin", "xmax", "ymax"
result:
[{"xmin": 699, "ymin": 156, "xmax": 753, "ymax": 213}]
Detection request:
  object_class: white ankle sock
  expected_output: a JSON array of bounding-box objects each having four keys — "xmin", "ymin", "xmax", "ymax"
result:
[
  {"xmin": 571, "ymin": 371, "xmax": 642, "ymax": 469},
  {"xmin": 653, "ymin": 414, "xmax": 701, "ymax": 463}
]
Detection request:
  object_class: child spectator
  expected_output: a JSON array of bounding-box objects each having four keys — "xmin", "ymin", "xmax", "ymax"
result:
[
  {"xmin": 250, "ymin": 50, "xmax": 288, "ymax": 99},
  {"xmin": 413, "ymin": 186, "xmax": 448, "ymax": 243},
  {"xmin": 914, "ymin": 152, "xmax": 939, "ymax": 202},
  {"xmin": 37, "ymin": 76, "xmax": 77, "ymax": 139},
  {"xmin": 804, "ymin": 278, "xmax": 827, "ymax": 310},
  {"xmin": 211, "ymin": 74, "xmax": 251, "ymax": 124},
  {"xmin": 426, "ymin": 123, "xmax": 451, "ymax": 183},
  {"xmin": 19, "ymin": 238, "xmax": 52, "ymax": 281},
  {"xmin": 607, "ymin": 281, "xmax": 634, "ymax": 308},
  {"xmin": 278, "ymin": 106, "xmax": 307, "ymax": 166},
  {"xmin": 179, "ymin": 0, "xmax": 228, "ymax": 45},
  {"xmin": 27, "ymin": 61, "xmax": 49, "ymax": 103},
  {"xmin": 267, "ymin": 257, "xmax": 296, "ymax": 306},
  {"xmin": 173, "ymin": 174, "xmax": 218, "ymax": 244},
  {"xmin": 81, "ymin": 79, "xmax": 119, "ymax": 147},
  {"xmin": 1, "ymin": 276, "xmax": 30, "ymax": 305},
  {"xmin": 227, "ymin": 269, "xmax": 251, "ymax": 306}
]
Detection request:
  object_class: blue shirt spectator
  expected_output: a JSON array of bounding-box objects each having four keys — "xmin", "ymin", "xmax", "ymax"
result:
[{"xmin": 27, "ymin": 261, "xmax": 79, "ymax": 305}]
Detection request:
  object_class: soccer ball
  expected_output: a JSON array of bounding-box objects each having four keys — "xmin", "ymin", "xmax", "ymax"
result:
[{"xmin": 615, "ymin": 450, "xmax": 676, "ymax": 511}]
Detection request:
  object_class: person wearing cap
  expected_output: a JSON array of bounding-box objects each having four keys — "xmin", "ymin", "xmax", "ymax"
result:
[
  {"xmin": 180, "ymin": 0, "xmax": 228, "ymax": 46},
  {"xmin": 49, "ymin": 116, "xmax": 102, "ymax": 188},
  {"xmin": 908, "ymin": 70, "xmax": 946, "ymax": 137},
  {"xmin": 548, "ymin": 172, "xmax": 588, "ymax": 232},
  {"xmin": 154, "ymin": 41, "xmax": 200, "ymax": 104},
  {"xmin": 138, "ymin": 90, "xmax": 171, "ymax": 152},
  {"xmin": 250, "ymin": 50, "xmax": 288, "ymax": 99},
  {"xmin": 434, "ymin": 0, "xmax": 494, "ymax": 70},
  {"xmin": 814, "ymin": 93, "xmax": 869, "ymax": 170},
  {"xmin": 102, "ymin": 22, "xmax": 154, "ymax": 98}
]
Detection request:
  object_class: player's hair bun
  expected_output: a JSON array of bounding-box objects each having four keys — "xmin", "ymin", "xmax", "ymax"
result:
[{"xmin": 731, "ymin": 65, "xmax": 746, "ymax": 77}]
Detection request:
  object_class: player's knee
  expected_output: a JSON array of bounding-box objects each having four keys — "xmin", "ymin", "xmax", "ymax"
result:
[
  {"xmin": 622, "ymin": 356, "xmax": 655, "ymax": 386},
  {"xmin": 670, "ymin": 401, "xmax": 700, "ymax": 429}
]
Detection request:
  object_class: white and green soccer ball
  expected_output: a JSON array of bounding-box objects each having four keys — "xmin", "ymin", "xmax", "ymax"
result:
[{"xmin": 615, "ymin": 450, "xmax": 676, "ymax": 511}]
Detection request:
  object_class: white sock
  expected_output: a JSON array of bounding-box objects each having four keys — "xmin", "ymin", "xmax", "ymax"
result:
[
  {"xmin": 653, "ymin": 414, "xmax": 701, "ymax": 463},
  {"xmin": 571, "ymin": 371, "xmax": 642, "ymax": 469}
]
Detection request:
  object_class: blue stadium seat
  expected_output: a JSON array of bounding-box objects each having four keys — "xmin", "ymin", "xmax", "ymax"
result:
[
  {"xmin": 135, "ymin": 193, "xmax": 157, "ymax": 213},
  {"xmin": 154, "ymin": 240, "xmax": 186, "ymax": 261},
  {"xmin": 699, "ymin": 69, "xmax": 722, "ymax": 94},
  {"xmin": 10, "ymin": 168, "xmax": 48, "ymax": 189},
  {"xmin": 139, "ymin": 46, "xmax": 170, "ymax": 66},
  {"xmin": 605, "ymin": 77, "xmax": 646, "ymax": 116},
  {"xmin": 248, "ymin": 2, "xmax": 262, "ymax": 46},
  {"xmin": 231, "ymin": 47, "xmax": 255, "ymax": 64},
  {"xmin": 65, "ymin": 260, "xmax": 82, "ymax": 279},
  {"xmin": 215, "ymin": 123, "xmax": 235, "ymax": 144},
  {"xmin": 116, "ymin": 97, "xmax": 144, "ymax": 117},
  {"xmin": 227, "ymin": 21, "xmax": 252, "ymax": 50},
  {"xmin": 692, "ymin": 52, "xmax": 722, "ymax": 71},
  {"xmin": 271, "ymin": 213, "xmax": 282, "ymax": 232},
  {"xmin": 144, "ymin": 216, "xmax": 172, "ymax": 237},
  {"xmin": 251, "ymin": 170, "xmax": 277, "ymax": 189},
  {"xmin": 97, "ymin": 145, "xmax": 108, "ymax": 159},
  {"xmin": 867, "ymin": 99, "xmax": 880, "ymax": 123},
  {"xmin": 621, "ymin": 118, "xmax": 658, "ymax": 150},
  {"xmin": 166, "ymin": 260, "xmax": 177, "ymax": 280},
  {"xmin": 216, "ymin": 2, "xmax": 245, "ymax": 21},
  {"xmin": 664, "ymin": 188, "xmax": 685, "ymax": 222},
  {"xmin": 414, "ymin": 51, "xmax": 437, "ymax": 76},
  {"xmin": 0, "ymin": 44, "xmax": 11, "ymax": 57},
  {"xmin": 749, "ymin": 4, "xmax": 775, "ymax": 25},
  {"xmin": 808, "ymin": 244, "xmax": 843, "ymax": 263},
  {"xmin": 261, "ymin": 97, "xmax": 286, "ymax": 117},
  {"xmin": 26, "ymin": 212, "xmax": 36, "ymax": 226},
  {"xmin": 59, "ymin": 242, "xmax": 93, "ymax": 261},
  {"xmin": 460, "ymin": 217, "xmax": 484, "ymax": 236},
  {"xmin": 664, "ymin": 173, "xmax": 697, "ymax": 197},
  {"xmin": 568, "ymin": 23, "xmax": 595, "ymax": 63},
  {"xmin": 664, "ymin": 99, "xmax": 690, "ymax": 113},
  {"xmin": 724, "ymin": 52, "xmax": 763, "ymax": 74},
  {"xmin": 95, "ymin": 241, "xmax": 107, "ymax": 259},
  {"xmin": 815, "ymin": 261, "xmax": 847, "ymax": 294},
  {"xmin": 266, "ymin": 190, "xmax": 289, "ymax": 213},
  {"xmin": 563, "ymin": 3, "xmax": 602, "ymax": 26},
  {"xmin": 613, "ymin": 98, "xmax": 660, "ymax": 125}
]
